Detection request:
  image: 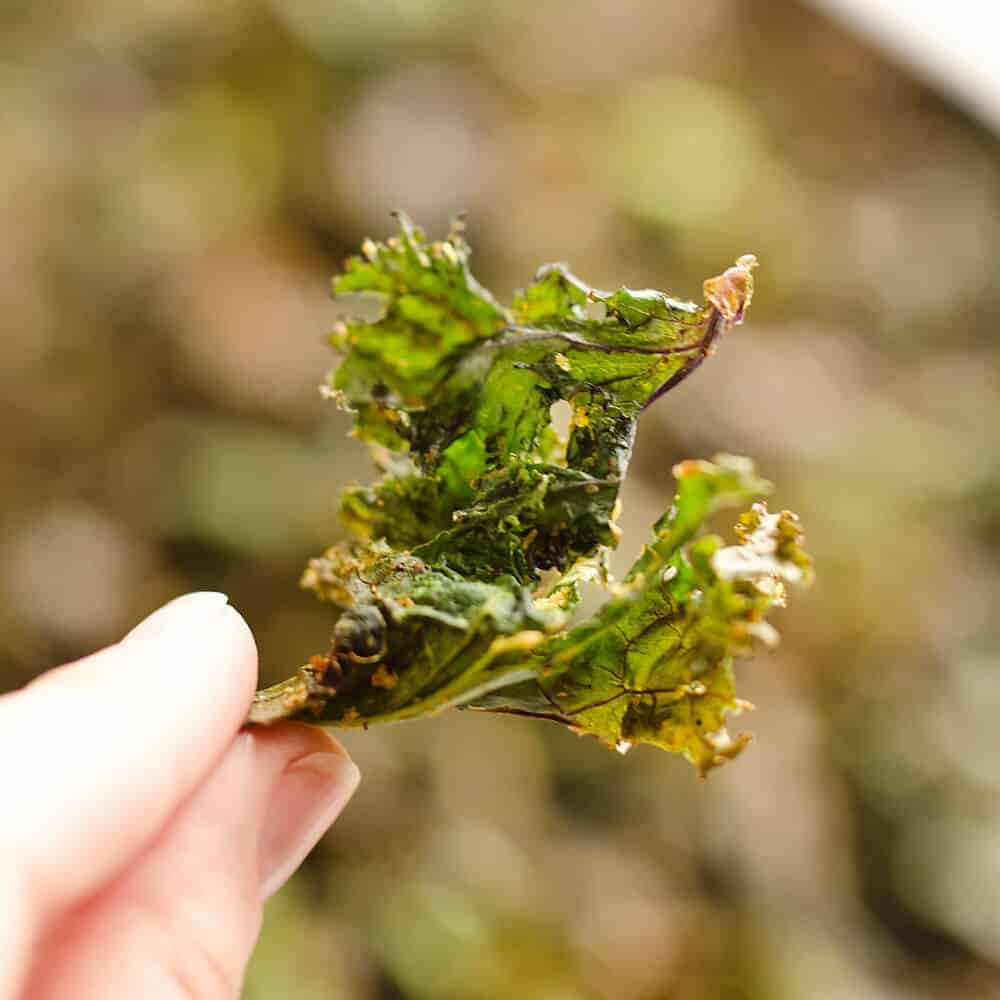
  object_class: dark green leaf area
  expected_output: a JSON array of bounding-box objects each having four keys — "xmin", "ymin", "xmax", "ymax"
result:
[{"xmin": 248, "ymin": 217, "xmax": 810, "ymax": 777}]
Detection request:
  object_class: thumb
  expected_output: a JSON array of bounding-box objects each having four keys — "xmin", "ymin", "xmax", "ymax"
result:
[
  {"xmin": 1, "ymin": 592, "xmax": 258, "ymax": 924},
  {"xmin": 27, "ymin": 723, "xmax": 359, "ymax": 999}
]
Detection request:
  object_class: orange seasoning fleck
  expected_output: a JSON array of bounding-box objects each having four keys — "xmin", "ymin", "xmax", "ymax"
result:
[{"xmin": 371, "ymin": 665, "xmax": 399, "ymax": 689}]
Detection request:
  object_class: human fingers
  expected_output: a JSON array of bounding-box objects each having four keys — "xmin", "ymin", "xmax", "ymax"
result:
[{"xmin": 25, "ymin": 723, "xmax": 359, "ymax": 1000}]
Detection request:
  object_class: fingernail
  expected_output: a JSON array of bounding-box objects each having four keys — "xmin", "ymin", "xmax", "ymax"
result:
[
  {"xmin": 125, "ymin": 592, "xmax": 230, "ymax": 642},
  {"xmin": 257, "ymin": 749, "xmax": 360, "ymax": 901}
]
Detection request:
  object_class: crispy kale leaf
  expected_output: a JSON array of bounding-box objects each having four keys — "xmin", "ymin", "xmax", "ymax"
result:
[{"xmin": 248, "ymin": 214, "xmax": 812, "ymax": 775}]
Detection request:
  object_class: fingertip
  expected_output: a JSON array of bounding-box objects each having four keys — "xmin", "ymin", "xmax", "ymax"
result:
[
  {"xmin": 213, "ymin": 604, "xmax": 260, "ymax": 706},
  {"xmin": 130, "ymin": 597, "xmax": 260, "ymax": 714},
  {"xmin": 245, "ymin": 720, "xmax": 353, "ymax": 762},
  {"xmin": 254, "ymin": 728, "xmax": 360, "ymax": 901},
  {"xmin": 125, "ymin": 592, "xmax": 229, "ymax": 642}
]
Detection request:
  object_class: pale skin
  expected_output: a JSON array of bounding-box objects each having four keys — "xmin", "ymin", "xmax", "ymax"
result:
[{"xmin": 0, "ymin": 591, "xmax": 360, "ymax": 999}]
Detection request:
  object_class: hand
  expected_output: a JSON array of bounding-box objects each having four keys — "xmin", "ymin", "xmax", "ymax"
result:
[{"xmin": 0, "ymin": 592, "xmax": 360, "ymax": 999}]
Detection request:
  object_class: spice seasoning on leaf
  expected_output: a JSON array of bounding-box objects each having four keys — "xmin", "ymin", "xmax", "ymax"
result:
[{"xmin": 249, "ymin": 215, "xmax": 811, "ymax": 775}]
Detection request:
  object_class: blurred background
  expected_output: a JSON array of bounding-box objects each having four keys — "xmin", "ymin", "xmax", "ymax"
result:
[{"xmin": 2, "ymin": 0, "xmax": 999, "ymax": 996}]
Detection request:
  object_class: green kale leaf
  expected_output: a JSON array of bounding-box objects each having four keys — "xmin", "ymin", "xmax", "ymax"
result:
[{"xmin": 248, "ymin": 214, "xmax": 812, "ymax": 775}]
